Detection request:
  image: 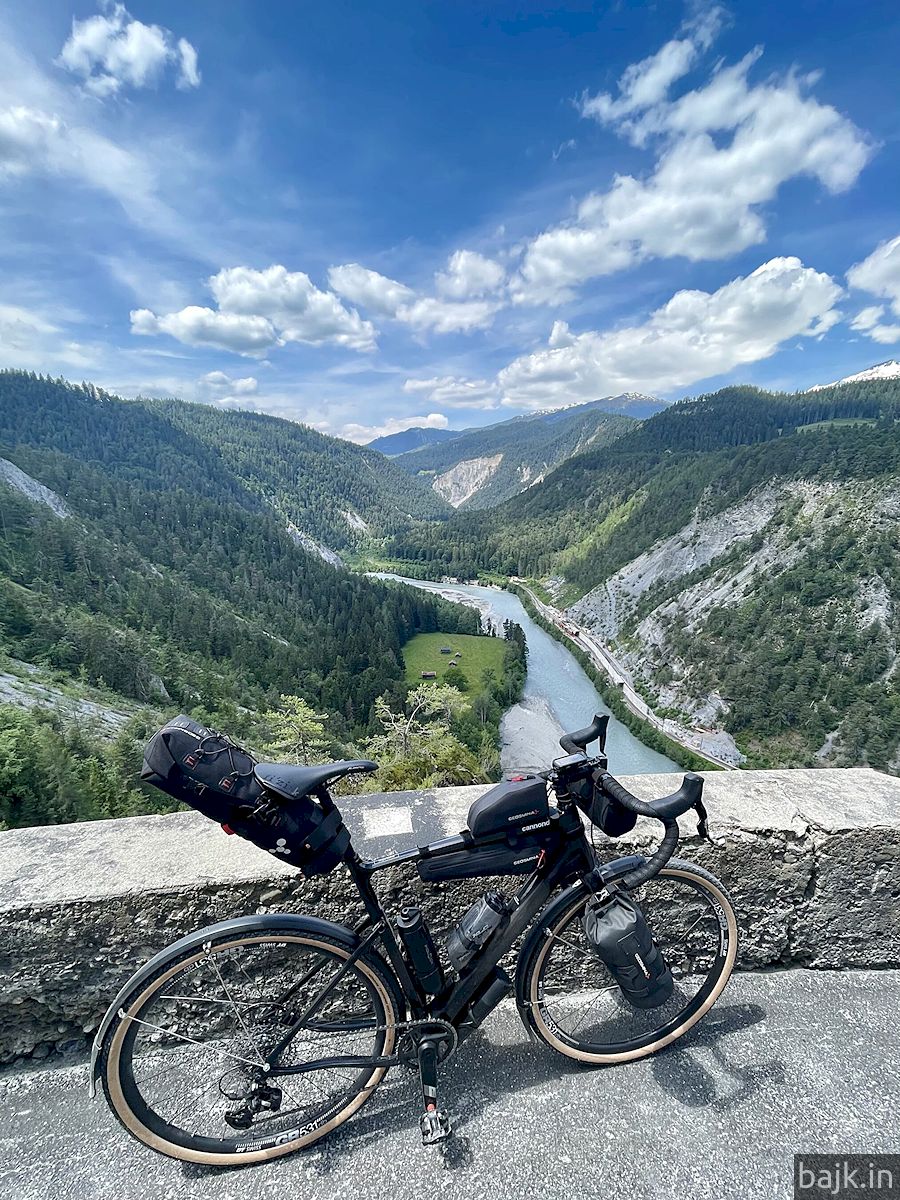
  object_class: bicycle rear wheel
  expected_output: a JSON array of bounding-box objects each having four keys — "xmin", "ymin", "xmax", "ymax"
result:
[
  {"xmin": 99, "ymin": 924, "xmax": 403, "ymax": 1164},
  {"xmin": 521, "ymin": 859, "xmax": 737, "ymax": 1063}
]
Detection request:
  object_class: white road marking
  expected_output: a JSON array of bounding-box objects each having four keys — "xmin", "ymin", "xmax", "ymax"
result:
[{"xmin": 362, "ymin": 806, "xmax": 414, "ymax": 839}]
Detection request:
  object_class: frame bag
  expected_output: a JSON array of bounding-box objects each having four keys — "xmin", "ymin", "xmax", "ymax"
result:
[
  {"xmin": 582, "ymin": 891, "xmax": 674, "ymax": 1009},
  {"xmin": 140, "ymin": 715, "xmax": 350, "ymax": 877}
]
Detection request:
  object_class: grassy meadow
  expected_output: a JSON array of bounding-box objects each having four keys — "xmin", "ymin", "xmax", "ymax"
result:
[{"xmin": 402, "ymin": 632, "xmax": 507, "ymax": 690}]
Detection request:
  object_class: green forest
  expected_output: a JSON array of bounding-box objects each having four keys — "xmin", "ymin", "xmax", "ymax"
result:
[
  {"xmin": 0, "ymin": 372, "xmax": 524, "ymax": 829},
  {"xmin": 387, "ymin": 381, "xmax": 900, "ymax": 586},
  {"xmin": 5, "ymin": 367, "xmax": 900, "ymax": 818},
  {"xmin": 387, "ymin": 379, "xmax": 900, "ymax": 772}
]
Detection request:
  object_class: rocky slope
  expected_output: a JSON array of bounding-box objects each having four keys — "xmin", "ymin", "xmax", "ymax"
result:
[
  {"xmin": 433, "ymin": 454, "xmax": 504, "ymax": 507},
  {"xmin": 568, "ymin": 478, "xmax": 900, "ymax": 768},
  {"xmin": 394, "ymin": 398, "xmax": 641, "ymax": 508}
]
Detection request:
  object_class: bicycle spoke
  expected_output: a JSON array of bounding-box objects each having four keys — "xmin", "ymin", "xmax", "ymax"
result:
[
  {"xmin": 205, "ymin": 949, "xmax": 267, "ymax": 1064},
  {"xmin": 112, "ymin": 933, "xmax": 395, "ymax": 1151},
  {"xmin": 536, "ymin": 871, "xmax": 730, "ymax": 1054}
]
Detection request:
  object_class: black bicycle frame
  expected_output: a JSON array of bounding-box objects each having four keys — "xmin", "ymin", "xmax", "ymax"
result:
[{"xmin": 268, "ymin": 787, "xmax": 597, "ymax": 1078}]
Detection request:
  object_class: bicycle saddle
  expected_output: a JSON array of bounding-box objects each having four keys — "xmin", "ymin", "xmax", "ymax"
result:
[{"xmin": 255, "ymin": 759, "xmax": 377, "ymax": 801}]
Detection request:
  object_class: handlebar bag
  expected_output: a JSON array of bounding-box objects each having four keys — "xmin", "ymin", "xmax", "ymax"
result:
[
  {"xmin": 141, "ymin": 715, "xmax": 349, "ymax": 876},
  {"xmin": 582, "ymin": 891, "xmax": 674, "ymax": 1009},
  {"xmin": 569, "ymin": 770, "xmax": 638, "ymax": 838}
]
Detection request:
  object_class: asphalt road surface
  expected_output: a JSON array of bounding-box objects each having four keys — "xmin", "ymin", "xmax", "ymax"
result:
[{"xmin": 1, "ymin": 969, "xmax": 897, "ymax": 1200}]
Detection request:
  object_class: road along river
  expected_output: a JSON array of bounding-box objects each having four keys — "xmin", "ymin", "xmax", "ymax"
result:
[{"xmin": 374, "ymin": 575, "xmax": 677, "ymax": 775}]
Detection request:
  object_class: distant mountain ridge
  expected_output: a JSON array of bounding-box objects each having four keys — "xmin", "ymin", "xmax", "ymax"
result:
[
  {"xmin": 367, "ymin": 427, "xmax": 460, "ymax": 456},
  {"xmin": 391, "ymin": 394, "xmax": 661, "ymax": 508},
  {"xmin": 809, "ymin": 360, "xmax": 900, "ymax": 391}
]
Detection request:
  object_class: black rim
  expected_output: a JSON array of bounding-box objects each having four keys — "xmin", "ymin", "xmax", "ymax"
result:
[
  {"xmin": 535, "ymin": 870, "xmax": 732, "ymax": 1055},
  {"xmin": 111, "ymin": 933, "xmax": 393, "ymax": 1155}
]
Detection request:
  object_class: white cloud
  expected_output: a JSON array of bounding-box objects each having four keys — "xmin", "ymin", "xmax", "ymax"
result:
[
  {"xmin": 515, "ymin": 33, "xmax": 873, "ymax": 303},
  {"xmin": 328, "ymin": 251, "xmax": 503, "ymax": 334},
  {"xmin": 0, "ymin": 106, "xmax": 63, "ymax": 178},
  {"xmin": 327, "ymin": 264, "xmax": 414, "ymax": 316},
  {"xmin": 132, "ymin": 265, "xmax": 377, "ymax": 355},
  {"xmin": 0, "ymin": 92, "xmax": 193, "ymax": 251},
  {"xmin": 201, "ymin": 370, "xmax": 258, "ymax": 395},
  {"xmin": 0, "ymin": 301, "xmax": 97, "ymax": 370},
  {"xmin": 435, "ymin": 250, "xmax": 505, "ymax": 299},
  {"xmin": 176, "ymin": 39, "xmax": 200, "ymax": 90},
  {"xmin": 581, "ymin": 7, "xmax": 722, "ymax": 132},
  {"xmin": 849, "ymin": 306, "xmax": 900, "ymax": 345},
  {"xmin": 131, "ymin": 306, "xmax": 279, "ymax": 354},
  {"xmin": 400, "ymin": 296, "xmax": 502, "ymax": 334},
  {"xmin": 402, "ymin": 375, "xmax": 499, "ymax": 410},
  {"xmin": 57, "ymin": 4, "xmax": 200, "ymax": 96},
  {"xmin": 327, "ymin": 412, "xmax": 450, "ymax": 445},
  {"xmin": 210, "ymin": 265, "xmax": 376, "ymax": 350},
  {"xmin": 498, "ymin": 257, "xmax": 842, "ymax": 407},
  {"xmin": 847, "ymin": 235, "xmax": 900, "ymax": 343}
]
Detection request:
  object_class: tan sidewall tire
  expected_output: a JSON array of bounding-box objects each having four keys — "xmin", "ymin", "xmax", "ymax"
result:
[
  {"xmin": 103, "ymin": 935, "xmax": 399, "ymax": 1165},
  {"xmin": 528, "ymin": 866, "xmax": 738, "ymax": 1065}
]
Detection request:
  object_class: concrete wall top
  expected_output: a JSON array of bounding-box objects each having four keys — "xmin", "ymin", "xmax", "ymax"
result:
[{"xmin": 3, "ymin": 768, "xmax": 899, "ymax": 912}]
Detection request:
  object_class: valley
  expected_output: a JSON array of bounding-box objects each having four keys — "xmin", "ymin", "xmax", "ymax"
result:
[
  {"xmin": 374, "ymin": 574, "xmax": 678, "ymax": 774},
  {"xmin": 0, "ymin": 373, "xmax": 500, "ymax": 828},
  {"xmin": 4, "ymin": 363, "xmax": 900, "ymax": 833},
  {"xmin": 385, "ymin": 375, "xmax": 900, "ymax": 774},
  {"xmin": 388, "ymin": 396, "xmax": 647, "ymax": 508}
]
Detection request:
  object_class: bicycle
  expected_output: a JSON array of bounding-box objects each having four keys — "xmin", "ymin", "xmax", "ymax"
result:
[{"xmin": 89, "ymin": 712, "xmax": 738, "ymax": 1164}]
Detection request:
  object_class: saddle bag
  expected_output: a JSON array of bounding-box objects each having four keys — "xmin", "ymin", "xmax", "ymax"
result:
[
  {"xmin": 582, "ymin": 891, "xmax": 674, "ymax": 1009},
  {"xmin": 141, "ymin": 715, "xmax": 350, "ymax": 877}
]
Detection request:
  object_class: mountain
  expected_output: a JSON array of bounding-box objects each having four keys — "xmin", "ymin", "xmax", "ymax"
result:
[
  {"xmin": 810, "ymin": 360, "xmax": 900, "ymax": 391},
  {"xmin": 390, "ymin": 378, "xmax": 900, "ymax": 772},
  {"xmin": 393, "ymin": 395, "xmax": 656, "ymax": 509},
  {"xmin": 367, "ymin": 427, "xmax": 461, "ymax": 456},
  {"xmin": 0, "ymin": 372, "xmax": 476, "ymax": 768},
  {"xmin": 143, "ymin": 397, "xmax": 450, "ymax": 555}
]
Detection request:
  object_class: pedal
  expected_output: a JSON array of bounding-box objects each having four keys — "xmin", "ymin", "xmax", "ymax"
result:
[{"xmin": 419, "ymin": 1107, "xmax": 452, "ymax": 1146}]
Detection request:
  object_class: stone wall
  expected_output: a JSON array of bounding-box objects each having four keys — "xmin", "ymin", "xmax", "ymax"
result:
[{"xmin": 2, "ymin": 768, "xmax": 899, "ymax": 1064}]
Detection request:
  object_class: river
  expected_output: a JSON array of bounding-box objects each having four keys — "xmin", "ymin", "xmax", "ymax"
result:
[{"xmin": 375, "ymin": 575, "xmax": 678, "ymax": 776}]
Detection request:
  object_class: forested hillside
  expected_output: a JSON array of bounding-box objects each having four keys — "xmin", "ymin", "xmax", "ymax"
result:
[
  {"xmin": 0, "ymin": 373, "xmax": 449, "ymax": 559},
  {"xmin": 150, "ymin": 397, "xmax": 450, "ymax": 551},
  {"xmin": 393, "ymin": 398, "xmax": 640, "ymax": 509},
  {"xmin": 390, "ymin": 379, "xmax": 900, "ymax": 771},
  {"xmin": 389, "ymin": 382, "xmax": 900, "ymax": 580},
  {"xmin": 0, "ymin": 372, "xmax": 483, "ymax": 828}
]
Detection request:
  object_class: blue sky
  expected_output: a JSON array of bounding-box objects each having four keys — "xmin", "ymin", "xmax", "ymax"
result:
[{"xmin": 2, "ymin": 1, "xmax": 900, "ymax": 441}]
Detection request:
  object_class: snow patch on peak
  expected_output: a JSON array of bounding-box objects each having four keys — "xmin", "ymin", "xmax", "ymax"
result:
[{"xmin": 809, "ymin": 361, "xmax": 900, "ymax": 391}]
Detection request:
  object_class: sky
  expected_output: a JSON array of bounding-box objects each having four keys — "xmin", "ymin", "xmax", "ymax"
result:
[{"xmin": 2, "ymin": 1, "xmax": 900, "ymax": 442}]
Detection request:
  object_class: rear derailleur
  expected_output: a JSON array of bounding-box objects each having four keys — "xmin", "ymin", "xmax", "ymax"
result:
[{"xmin": 219, "ymin": 1067, "xmax": 283, "ymax": 1129}]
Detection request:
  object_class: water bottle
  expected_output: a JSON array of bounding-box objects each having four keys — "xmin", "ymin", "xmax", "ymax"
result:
[
  {"xmin": 395, "ymin": 906, "xmax": 444, "ymax": 995},
  {"xmin": 446, "ymin": 891, "xmax": 510, "ymax": 972}
]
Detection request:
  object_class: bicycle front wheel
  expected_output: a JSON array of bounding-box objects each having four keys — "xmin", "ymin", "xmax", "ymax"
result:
[
  {"xmin": 522, "ymin": 858, "xmax": 738, "ymax": 1063},
  {"xmin": 99, "ymin": 923, "xmax": 403, "ymax": 1164}
]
